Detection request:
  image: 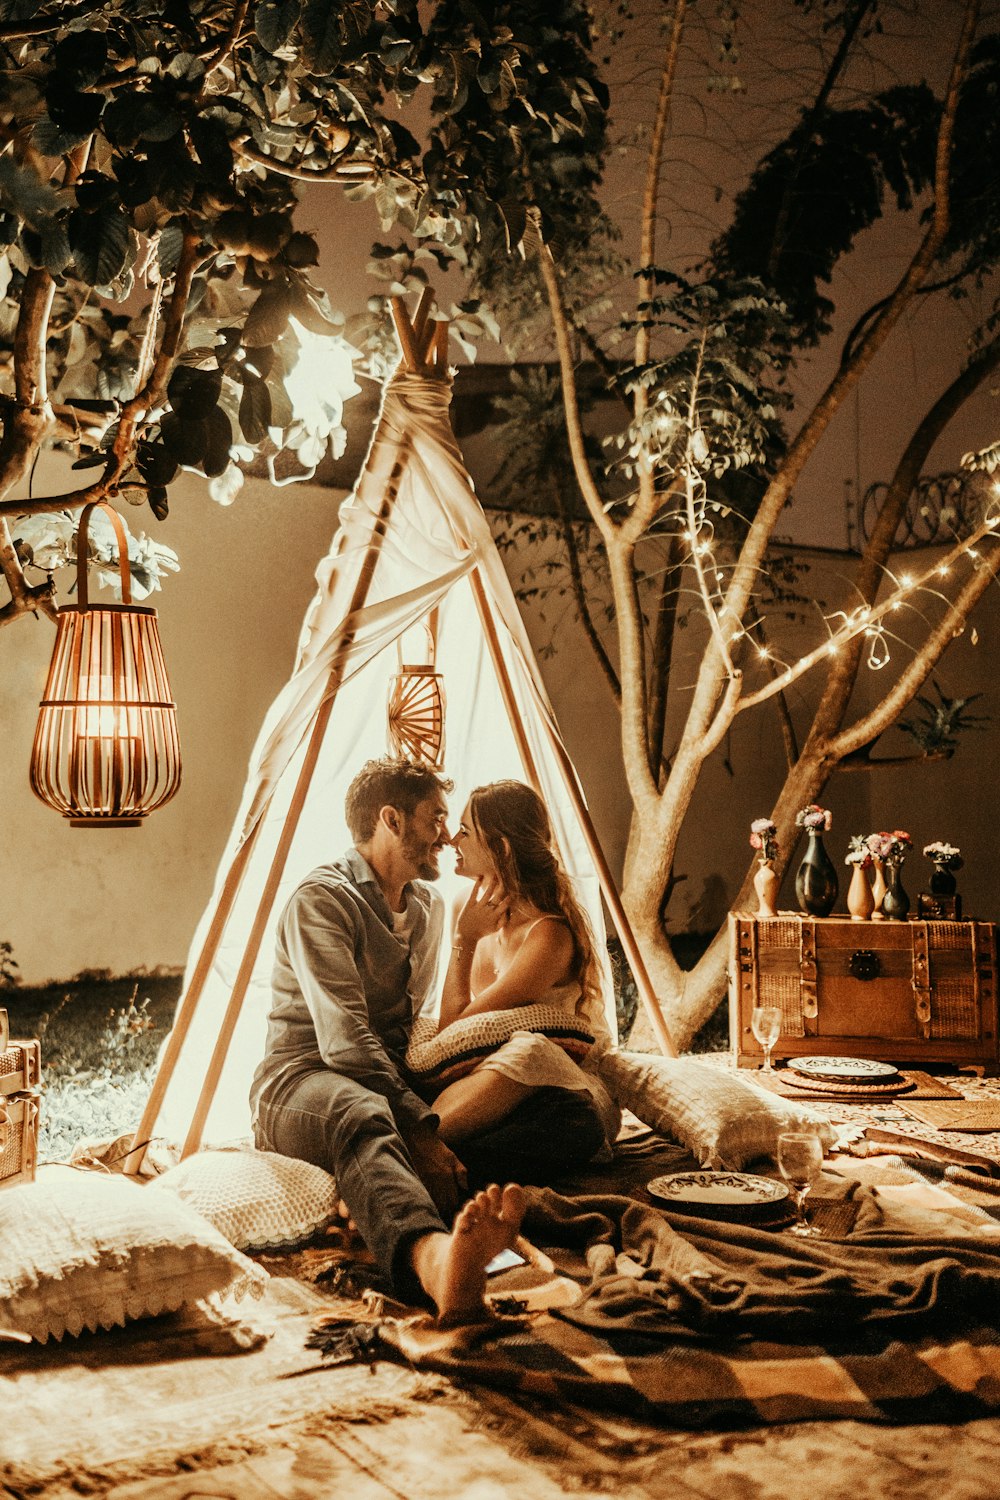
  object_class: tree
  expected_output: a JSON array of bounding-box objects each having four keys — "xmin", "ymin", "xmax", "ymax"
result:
[
  {"xmin": 0, "ymin": 0, "xmax": 607, "ymax": 618},
  {"xmin": 459, "ymin": 0, "xmax": 1000, "ymax": 1046}
]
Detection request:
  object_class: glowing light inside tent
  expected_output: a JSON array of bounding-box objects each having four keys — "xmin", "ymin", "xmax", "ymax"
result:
[{"xmin": 283, "ymin": 321, "xmax": 361, "ymax": 434}]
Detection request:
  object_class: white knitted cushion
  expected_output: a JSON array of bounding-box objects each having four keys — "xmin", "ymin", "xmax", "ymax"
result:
[
  {"xmin": 0, "ymin": 1171, "xmax": 267, "ymax": 1344},
  {"xmin": 406, "ymin": 1007, "xmax": 594, "ymax": 1088},
  {"xmin": 597, "ymin": 1051, "xmax": 836, "ymax": 1170},
  {"xmin": 150, "ymin": 1148, "xmax": 340, "ymax": 1252}
]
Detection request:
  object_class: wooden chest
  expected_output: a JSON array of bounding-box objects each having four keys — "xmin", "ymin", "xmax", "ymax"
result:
[
  {"xmin": 0, "ymin": 1009, "xmax": 41, "ymax": 1189},
  {"xmin": 728, "ymin": 915, "xmax": 999, "ymax": 1070}
]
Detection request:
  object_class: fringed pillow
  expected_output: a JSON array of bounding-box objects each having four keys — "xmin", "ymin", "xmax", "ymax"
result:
[
  {"xmin": 0, "ymin": 1170, "xmax": 267, "ymax": 1344},
  {"xmin": 406, "ymin": 1007, "xmax": 595, "ymax": 1089},
  {"xmin": 150, "ymin": 1148, "xmax": 340, "ymax": 1252},
  {"xmin": 597, "ymin": 1050, "xmax": 836, "ymax": 1170}
]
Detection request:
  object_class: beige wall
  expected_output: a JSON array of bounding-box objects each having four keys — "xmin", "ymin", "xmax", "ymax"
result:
[{"xmin": 2, "ymin": 453, "xmax": 996, "ymax": 984}]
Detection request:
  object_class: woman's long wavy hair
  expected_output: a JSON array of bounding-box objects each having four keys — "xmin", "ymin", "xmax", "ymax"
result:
[{"xmin": 467, "ymin": 780, "xmax": 601, "ymax": 1013}]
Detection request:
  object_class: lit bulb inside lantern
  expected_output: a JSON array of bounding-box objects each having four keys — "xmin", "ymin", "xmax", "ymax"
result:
[{"xmin": 76, "ymin": 676, "xmax": 141, "ymax": 740}]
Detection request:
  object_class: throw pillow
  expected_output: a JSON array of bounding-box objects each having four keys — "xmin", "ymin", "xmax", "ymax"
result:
[
  {"xmin": 150, "ymin": 1148, "xmax": 340, "ymax": 1252},
  {"xmin": 0, "ymin": 1170, "xmax": 268, "ymax": 1344},
  {"xmin": 597, "ymin": 1050, "xmax": 836, "ymax": 1170},
  {"xmin": 405, "ymin": 1007, "xmax": 595, "ymax": 1089}
]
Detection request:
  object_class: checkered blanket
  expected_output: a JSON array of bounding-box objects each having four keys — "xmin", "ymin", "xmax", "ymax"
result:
[{"xmin": 309, "ymin": 1182, "xmax": 1000, "ymax": 1426}]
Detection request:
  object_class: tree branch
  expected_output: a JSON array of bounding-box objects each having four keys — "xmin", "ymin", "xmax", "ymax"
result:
[
  {"xmin": 803, "ymin": 329, "xmax": 1000, "ymax": 746},
  {"xmin": 631, "ymin": 0, "xmax": 688, "ymax": 531},
  {"xmin": 733, "ymin": 514, "xmax": 1000, "ymax": 715},
  {"xmin": 826, "ymin": 542, "xmax": 1000, "ymax": 760},
  {"xmin": 0, "ymin": 518, "xmax": 57, "ymax": 625},
  {"xmin": 235, "ymin": 142, "xmax": 373, "ymax": 182},
  {"xmin": 646, "ymin": 535, "xmax": 683, "ymax": 777},
  {"xmin": 767, "ymin": 0, "xmax": 875, "ymax": 283},
  {"xmin": 684, "ymin": 0, "xmax": 980, "ymax": 745},
  {"xmin": 553, "ymin": 486, "xmax": 621, "ymax": 703},
  {"xmin": 203, "ymin": 0, "xmax": 249, "ymax": 79},
  {"xmin": 533, "ymin": 223, "xmax": 617, "ymax": 539}
]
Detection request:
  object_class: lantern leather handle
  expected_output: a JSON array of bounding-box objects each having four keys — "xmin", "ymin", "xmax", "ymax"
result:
[{"xmin": 76, "ymin": 502, "xmax": 132, "ymax": 610}]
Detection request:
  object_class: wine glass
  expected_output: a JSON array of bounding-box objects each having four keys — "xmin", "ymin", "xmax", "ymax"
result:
[
  {"xmin": 750, "ymin": 1005, "xmax": 782, "ymax": 1072},
  {"xmin": 776, "ymin": 1131, "xmax": 825, "ymax": 1237}
]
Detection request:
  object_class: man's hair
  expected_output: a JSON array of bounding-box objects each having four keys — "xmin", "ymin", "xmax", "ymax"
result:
[{"xmin": 345, "ymin": 757, "xmax": 453, "ymax": 844}]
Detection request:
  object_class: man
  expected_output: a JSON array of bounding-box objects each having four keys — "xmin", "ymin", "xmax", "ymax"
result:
[{"xmin": 251, "ymin": 757, "xmax": 603, "ymax": 1323}]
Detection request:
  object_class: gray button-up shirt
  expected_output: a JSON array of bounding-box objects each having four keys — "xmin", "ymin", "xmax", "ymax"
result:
[{"xmin": 250, "ymin": 848, "xmax": 444, "ymax": 1134}]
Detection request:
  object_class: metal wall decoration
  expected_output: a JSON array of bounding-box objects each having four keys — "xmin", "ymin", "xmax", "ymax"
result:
[
  {"xmin": 30, "ymin": 503, "xmax": 181, "ymax": 827},
  {"xmin": 387, "ymin": 610, "xmax": 446, "ymax": 769},
  {"xmin": 851, "ymin": 471, "xmax": 992, "ymax": 553}
]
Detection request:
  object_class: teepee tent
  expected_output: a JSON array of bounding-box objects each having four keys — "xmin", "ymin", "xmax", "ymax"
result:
[{"xmin": 129, "ymin": 295, "xmax": 673, "ymax": 1169}]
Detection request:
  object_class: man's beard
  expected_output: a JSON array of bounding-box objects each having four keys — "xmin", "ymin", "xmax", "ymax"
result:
[{"xmin": 402, "ymin": 831, "xmax": 441, "ymax": 881}]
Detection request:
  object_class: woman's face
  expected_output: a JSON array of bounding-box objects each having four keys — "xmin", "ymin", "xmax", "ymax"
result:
[{"xmin": 451, "ymin": 801, "xmax": 495, "ymax": 881}]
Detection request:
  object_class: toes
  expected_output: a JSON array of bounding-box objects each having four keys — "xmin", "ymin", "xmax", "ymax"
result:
[
  {"xmin": 500, "ymin": 1182, "xmax": 526, "ymax": 1226},
  {"xmin": 480, "ymin": 1183, "xmax": 503, "ymax": 1215}
]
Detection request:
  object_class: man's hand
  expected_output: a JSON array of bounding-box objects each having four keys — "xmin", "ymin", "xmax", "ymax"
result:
[{"xmin": 405, "ymin": 1124, "xmax": 468, "ymax": 1218}]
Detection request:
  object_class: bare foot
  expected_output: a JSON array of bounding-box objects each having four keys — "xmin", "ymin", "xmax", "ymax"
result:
[{"xmin": 411, "ymin": 1183, "xmax": 526, "ymax": 1326}]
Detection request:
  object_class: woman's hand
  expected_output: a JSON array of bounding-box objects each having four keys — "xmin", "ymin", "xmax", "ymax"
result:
[{"xmin": 455, "ymin": 875, "xmax": 508, "ymax": 947}]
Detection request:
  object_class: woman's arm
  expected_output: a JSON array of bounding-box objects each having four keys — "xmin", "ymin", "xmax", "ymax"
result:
[{"xmin": 437, "ymin": 875, "xmax": 506, "ymax": 1031}]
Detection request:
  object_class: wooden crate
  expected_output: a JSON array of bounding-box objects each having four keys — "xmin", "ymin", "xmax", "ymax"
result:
[
  {"xmin": 0, "ymin": 1093, "xmax": 40, "ymax": 1190},
  {"xmin": 728, "ymin": 914, "xmax": 998, "ymax": 1070},
  {"xmin": 0, "ymin": 1036, "xmax": 41, "ymax": 1096}
]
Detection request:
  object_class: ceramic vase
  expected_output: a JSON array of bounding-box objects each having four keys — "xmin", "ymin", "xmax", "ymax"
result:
[
  {"xmin": 930, "ymin": 864, "xmax": 957, "ymax": 896},
  {"xmin": 881, "ymin": 862, "xmax": 910, "ymax": 922},
  {"xmin": 754, "ymin": 861, "xmax": 779, "ymax": 919},
  {"xmin": 795, "ymin": 829, "xmax": 839, "ymax": 918},
  {"xmin": 870, "ymin": 856, "xmax": 887, "ymax": 920},
  {"xmin": 847, "ymin": 861, "xmax": 875, "ymax": 921}
]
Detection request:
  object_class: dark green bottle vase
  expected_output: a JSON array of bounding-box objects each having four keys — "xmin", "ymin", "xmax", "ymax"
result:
[
  {"xmin": 795, "ymin": 830, "xmax": 839, "ymax": 918},
  {"xmin": 881, "ymin": 862, "xmax": 910, "ymax": 921}
]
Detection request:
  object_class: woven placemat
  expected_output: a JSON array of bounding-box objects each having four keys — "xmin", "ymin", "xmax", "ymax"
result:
[
  {"xmin": 766, "ymin": 1068, "xmax": 964, "ymax": 1101},
  {"xmin": 899, "ymin": 1099, "xmax": 1000, "ymax": 1133},
  {"xmin": 898, "ymin": 1070, "xmax": 965, "ymax": 1099},
  {"xmin": 776, "ymin": 1069, "xmax": 914, "ymax": 1099}
]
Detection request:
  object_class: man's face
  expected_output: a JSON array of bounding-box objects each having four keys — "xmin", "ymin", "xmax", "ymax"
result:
[{"xmin": 398, "ymin": 790, "xmax": 451, "ymax": 881}]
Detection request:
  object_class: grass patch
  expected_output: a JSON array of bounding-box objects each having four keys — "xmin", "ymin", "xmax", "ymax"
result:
[{"xmin": 2, "ymin": 976, "xmax": 182, "ymax": 1164}]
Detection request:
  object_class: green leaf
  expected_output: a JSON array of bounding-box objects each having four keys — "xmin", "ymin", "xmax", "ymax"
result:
[
  {"xmin": 238, "ymin": 373, "xmax": 272, "ymax": 443},
  {"xmin": 203, "ymin": 406, "xmax": 234, "ymax": 476},
  {"xmin": 255, "ymin": 0, "xmax": 301, "ymax": 54},
  {"xmin": 244, "ymin": 279, "xmax": 294, "ymax": 345},
  {"xmin": 0, "ymin": 157, "xmax": 62, "ymax": 230},
  {"xmin": 159, "ymin": 411, "xmax": 209, "ymax": 466},
  {"xmin": 301, "ymin": 0, "xmax": 342, "ymax": 72},
  {"xmin": 168, "ymin": 366, "xmax": 224, "ymax": 417},
  {"xmin": 157, "ymin": 224, "xmax": 185, "ymax": 277},
  {"xmin": 68, "ymin": 206, "xmax": 130, "ymax": 286}
]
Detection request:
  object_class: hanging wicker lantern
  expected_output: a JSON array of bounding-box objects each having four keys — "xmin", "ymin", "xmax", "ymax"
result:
[
  {"xmin": 30, "ymin": 502, "xmax": 181, "ymax": 828},
  {"xmin": 387, "ymin": 664, "xmax": 446, "ymax": 769}
]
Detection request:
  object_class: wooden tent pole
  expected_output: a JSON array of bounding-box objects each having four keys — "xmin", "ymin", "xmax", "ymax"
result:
[
  {"xmin": 132, "ymin": 302, "xmax": 434, "ymax": 1165},
  {"xmin": 467, "ymin": 566, "xmax": 676, "ymax": 1058},
  {"xmin": 179, "ymin": 436, "xmax": 413, "ymax": 1158},
  {"xmin": 122, "ymin": 827, "xmax": 261, "ymax": 1173}
]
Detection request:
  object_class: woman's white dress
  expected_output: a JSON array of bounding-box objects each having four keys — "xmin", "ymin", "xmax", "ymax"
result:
[{"xmin": 471, "ymin": 919, "xmax": 621, "ymax": 1147}]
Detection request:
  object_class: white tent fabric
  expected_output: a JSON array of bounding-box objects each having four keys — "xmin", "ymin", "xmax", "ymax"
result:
[{"xmin": 149, "ymin": 368, "xmax": 619, "ymax": 1147}]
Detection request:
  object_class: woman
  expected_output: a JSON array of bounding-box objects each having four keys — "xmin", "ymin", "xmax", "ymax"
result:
[{"xmin": 428, "ymin": 780, "xmax": 619, "ymax": 1150}]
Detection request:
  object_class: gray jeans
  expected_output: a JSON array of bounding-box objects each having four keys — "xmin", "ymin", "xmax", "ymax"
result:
[{"xmin": 253, "ymin": 1069, "xmax": 605, "ymax": 1298}]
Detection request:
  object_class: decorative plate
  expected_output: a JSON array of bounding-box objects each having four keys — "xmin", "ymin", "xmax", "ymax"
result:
[
  {"xmin": 646, "ymin": 1171, "xmax": 789, "ymax": 1218},
  {"xmin": 791, "ymin": 1055, "xmax": 899, "ymax": 1082}
]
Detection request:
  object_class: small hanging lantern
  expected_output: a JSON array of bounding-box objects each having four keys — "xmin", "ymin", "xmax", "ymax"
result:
[
  {"xmin": 30, "ymin": 502, "xmax": 181, "ymax": 827},
  {"xmin": 386, "ymin": 613, "xmax": 446, "ymax": 769}
]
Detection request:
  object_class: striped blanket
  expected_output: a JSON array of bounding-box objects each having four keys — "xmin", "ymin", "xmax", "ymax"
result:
[{"xmin": 310, "ymin": 1179, "xmax": 1000, "ymax": 1427}]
